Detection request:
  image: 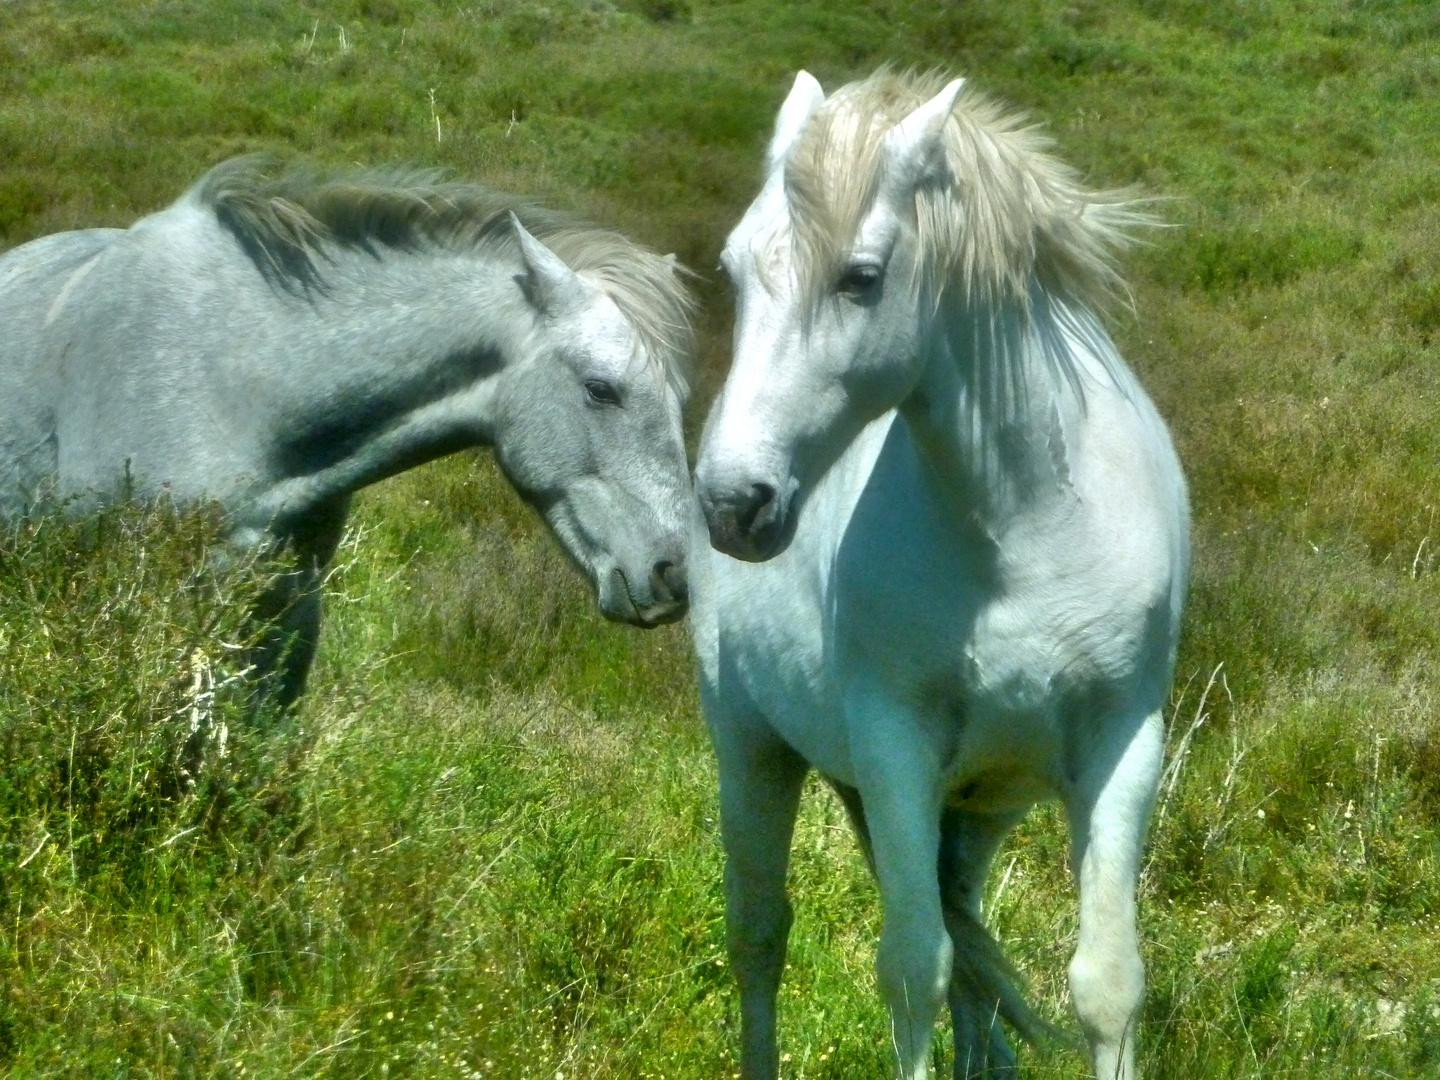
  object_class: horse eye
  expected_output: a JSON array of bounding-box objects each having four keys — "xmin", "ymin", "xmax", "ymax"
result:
[
  {"xmin": 837, "ymin": 264, "xmax": 882, "ymax": 298},
  {"xmin": 584, "ymin": 379, "xmax": 622, "ymax": 406}
]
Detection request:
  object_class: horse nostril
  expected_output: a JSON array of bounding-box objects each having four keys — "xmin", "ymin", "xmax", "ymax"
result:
[
  {"xmin": 743, "ymin": 483, "xmax": 777, "ymax": 529},
  {"xmin": 651, "ymin": 558, "xmax": 688, "ymax": 605},
  {"xmin": 741, "ymin": 483, "xmax": 779, "ymax": 535}
]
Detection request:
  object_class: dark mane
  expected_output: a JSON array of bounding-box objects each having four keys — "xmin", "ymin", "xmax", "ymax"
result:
[{"xmin": 191, "ymin": 156, "xmax": 694, "ymax": 396}]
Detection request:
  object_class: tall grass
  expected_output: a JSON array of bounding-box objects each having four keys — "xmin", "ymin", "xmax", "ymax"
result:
[{"xmin": 2, "ymin": 0, "xmax": 1439, "ymax": 1076}]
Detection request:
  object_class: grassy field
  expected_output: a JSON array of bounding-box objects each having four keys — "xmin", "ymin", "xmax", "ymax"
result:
[{"xmin": 3, "ymin": 0, "xmax": 1440, "ymax": 1076}]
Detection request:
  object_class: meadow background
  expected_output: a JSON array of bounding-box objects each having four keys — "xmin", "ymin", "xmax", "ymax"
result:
[{"xmin": 3, "ymin": 0, "xmax": 1440, "ymax": 1076}]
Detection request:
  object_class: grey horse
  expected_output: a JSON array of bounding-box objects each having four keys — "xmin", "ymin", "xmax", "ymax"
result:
[{"xmin": 0, "ymin": 158, "xmax": 695, "ymax": 707}]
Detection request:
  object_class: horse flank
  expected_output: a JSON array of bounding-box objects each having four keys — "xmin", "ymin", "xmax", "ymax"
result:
[{"xmin": 195, "ymin": 157, "xmax": 694, "ymax": 398}]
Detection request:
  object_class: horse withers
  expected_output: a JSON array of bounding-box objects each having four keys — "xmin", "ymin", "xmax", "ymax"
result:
[
  {"xmin": 692, "ymin": 70, "xmax": 1188, "ymax": 1080},
  {"xmin": 0, "ymin": 159, "xmax": 695, "ymax": 707}
]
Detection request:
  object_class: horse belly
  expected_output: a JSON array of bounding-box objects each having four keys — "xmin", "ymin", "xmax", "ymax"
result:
[{"xmin": 934, "ymin": 678, "xmax": 1068, "ymax": 813}]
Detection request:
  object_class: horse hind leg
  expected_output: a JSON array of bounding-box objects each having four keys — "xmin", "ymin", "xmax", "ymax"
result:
[
  {"xmin": 1064, "ymin": 708, "xmax": 1165, "ymax": 1080},
  {"xmin": 825, "ymin": 777, "xmax": 876, "ymax": 870}
]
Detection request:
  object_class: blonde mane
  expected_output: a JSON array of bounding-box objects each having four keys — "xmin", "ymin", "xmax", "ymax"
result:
[
  {"xmin": 783, "ymin": 69, "xmax": 1156, "ymax": 315},
  {"xmin": 193, "ymin": 157, "xmax": 694, "ymax": 398}
]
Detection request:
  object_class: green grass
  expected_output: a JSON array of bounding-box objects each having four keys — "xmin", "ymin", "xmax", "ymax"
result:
[{"xmin": 3, "ymin": 0, "xmax": 1440, "ymax": 1076}]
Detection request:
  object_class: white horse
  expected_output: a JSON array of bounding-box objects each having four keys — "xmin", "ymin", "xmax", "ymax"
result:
[
  {"xmin": 691, "ymin": 70, "xmax": 1188, "ymax": 1080},
  {"xmin": 0, "ymin": 158, "xmax": 695, "ymax": 707}
]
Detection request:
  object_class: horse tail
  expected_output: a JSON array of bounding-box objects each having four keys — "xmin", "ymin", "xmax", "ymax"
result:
[{"xmin": 942, "ymin": 903, "xmax": 1071, "ymax": 1049}]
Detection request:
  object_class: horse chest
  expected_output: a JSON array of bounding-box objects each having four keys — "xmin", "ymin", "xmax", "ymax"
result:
[{"xmin": 826, "ymin": 495, "xmax": 1114, "ymax": 795}]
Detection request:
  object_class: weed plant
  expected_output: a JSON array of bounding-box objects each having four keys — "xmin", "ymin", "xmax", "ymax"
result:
[{"xmin": 2, "ymin": 0, "xmax": 1439, "ymax": 1077}]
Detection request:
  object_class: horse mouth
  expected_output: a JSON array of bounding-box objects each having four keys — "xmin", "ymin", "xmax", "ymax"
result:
[
  {"xmin": 627, "ymin": 601, "xmax": 688, "ymax": 628},
  {"xmin": 600, "ymin": 565, "xmax": 688, "ymax": 627},
  {"xmin": 705, "ymin": 512, "xmax": 791, "ymax": 562}
]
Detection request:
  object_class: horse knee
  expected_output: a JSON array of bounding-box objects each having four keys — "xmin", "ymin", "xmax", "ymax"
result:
[
  {"xmin": 877, "ymin": 914, "xmax": 952, "ymax": 1014},
  {"xmin": 1068, "ymin": 944, "xmax": 1142, "ymax": 1051},
  {"xmin": 725, "ymin": 875, "xmax": 792, "ymax": 990},
  {"xmin": 725, "ymin": 890, "xmax": 791, "ymax": 958},
  {"xmin": 874, "ymin": 915, "xmax": 952, "ymax": 1078}
]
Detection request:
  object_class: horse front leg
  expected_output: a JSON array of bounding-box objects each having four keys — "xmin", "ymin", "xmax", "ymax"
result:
[
  {"xmin": 250, "ymin": 567, "xmax": 323, "ymax": 711},
  {"xmin": 711, "ymin": 716, "xmax": 808, "ymax": 1080},
  {"xmin": 851, "ymin": 706, "xmax": 950, "ymax": 1080},
  {"xmin": 1064, "ymin": 708, "xmax": 1164, "ymax": 1080},
  {"xmin": 836, "ymin": 788, "xmax": 1030, "ymax": 1079},
  {"xmin": 245, "ymin": 495, "xmax": 350, "ymax": 714}
]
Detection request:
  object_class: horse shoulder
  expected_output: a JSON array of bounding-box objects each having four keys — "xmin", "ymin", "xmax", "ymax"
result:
[{"xmin": 1030, "ymin": 362, "xmax": 1183, "ymax": 578}]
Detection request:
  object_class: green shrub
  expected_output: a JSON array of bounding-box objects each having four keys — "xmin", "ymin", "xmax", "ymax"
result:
[
  {"xmin": 0, "ymin": 504, "xmax": 318, "ymax": 1071},
  {"xmin": 0, "ymin": 503, "xmax": 294, "ymax": 878}
]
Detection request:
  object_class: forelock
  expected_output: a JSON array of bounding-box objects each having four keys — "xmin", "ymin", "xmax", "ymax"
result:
[
  {"xmin": 775, "ymin": 69, "xmax": 1158, "ymax": 316},
  {"xmin": 544, "ymin": 230, "xmax": 695, "ymax": 402},
  {"xmin": 782, "ymin": 77, "xmax": 910, "ymax": 309}
]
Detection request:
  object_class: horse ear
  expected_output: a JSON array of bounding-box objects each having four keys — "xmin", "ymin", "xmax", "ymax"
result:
[
  {"xmin": 880, "ymin": 78, "xmax": 965, "ymax": 200},
  {"xmin": 511, "ymin": 213, "xmax": 585, "ymax": 316},
  {"xmin": 766, "ymin": 70, "xmax": 826, "ymax": 172}
]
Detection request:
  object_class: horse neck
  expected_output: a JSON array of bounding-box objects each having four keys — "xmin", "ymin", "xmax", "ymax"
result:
[
  {"xmin": 301, "ymin": 244, "xmax": 523, "ymax": 400},
  {"xmin": 255, "ymin": 246, "xmax": 526, "ymax": 516},
  {"xmin": 898, "ymin": 285, "xmax": 1095, "ymax": 525}
]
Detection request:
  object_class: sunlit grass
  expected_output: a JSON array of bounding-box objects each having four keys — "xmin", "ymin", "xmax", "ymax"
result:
[{"xmin": 3, "ymin": 0, "xmax": 1440, "ymax": 1076}]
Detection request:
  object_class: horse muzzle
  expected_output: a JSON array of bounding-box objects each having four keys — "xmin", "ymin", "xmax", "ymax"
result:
[{"xmin": 697, "ymin": 479, "xmax": 795, "ymax": 562}]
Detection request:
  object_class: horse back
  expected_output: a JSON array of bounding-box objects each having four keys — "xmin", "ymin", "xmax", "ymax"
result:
[{"xmin": 2, "ymin": 200, "xmax": 293, "ymax": 509}]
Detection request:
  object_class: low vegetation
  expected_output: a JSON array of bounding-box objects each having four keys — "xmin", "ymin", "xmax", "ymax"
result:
[{"xmin": 2, "ymin": 0, "xmax": 1439, "ymax": 1076}]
